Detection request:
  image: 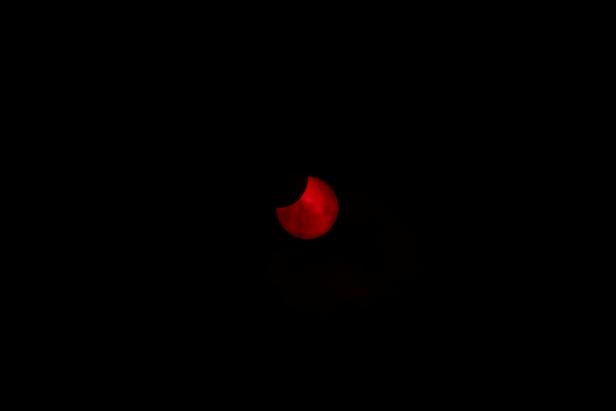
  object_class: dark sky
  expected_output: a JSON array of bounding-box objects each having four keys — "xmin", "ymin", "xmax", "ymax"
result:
[
  {"xmin": 62, "ymin": 27, "xmax": 549, "ymax": 365},
  {"xmin": 25, "ymin": 12, "xmax": 572, "ymax": 387}
]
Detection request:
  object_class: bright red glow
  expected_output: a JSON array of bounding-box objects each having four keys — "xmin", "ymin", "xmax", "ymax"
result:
[{"xmin": 276, "ymin": 176, "xmax": 339, "ymax": 240}]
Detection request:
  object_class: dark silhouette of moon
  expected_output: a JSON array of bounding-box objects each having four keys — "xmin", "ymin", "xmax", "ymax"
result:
[{"xmin": 276, "ymin": 176, "xmax": 339, "ymax": 240}]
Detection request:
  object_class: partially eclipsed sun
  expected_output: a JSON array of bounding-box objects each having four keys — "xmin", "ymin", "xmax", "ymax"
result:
[{"xmin": 276, "ymin": 176, "xmax": 339, "ymax": 240}]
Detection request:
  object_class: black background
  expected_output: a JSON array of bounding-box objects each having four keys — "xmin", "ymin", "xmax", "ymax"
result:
[
  {"xmin": 6, "ymin": 5, "xmax": 592, "ymax": 402},
  {"xmin": 34, "ymin": 21, "xmax": 550, "ymax": 375}
]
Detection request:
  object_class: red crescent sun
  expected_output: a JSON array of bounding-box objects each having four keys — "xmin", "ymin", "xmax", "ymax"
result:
[{"xmin": 276, "ymin": 176, "xmax": 339, "ymax": 240}]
